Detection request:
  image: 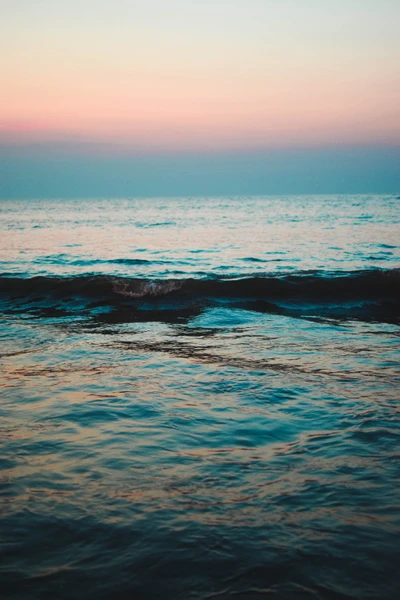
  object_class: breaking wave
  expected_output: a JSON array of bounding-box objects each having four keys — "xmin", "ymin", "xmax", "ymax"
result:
[{"xmin": 0, "ymin": 269, "xmax": 399, "ymax": 304}]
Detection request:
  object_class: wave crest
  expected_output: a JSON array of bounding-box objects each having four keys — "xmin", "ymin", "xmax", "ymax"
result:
[
  {"xmin": 112, "ymin": 279, "xmax": 183, "ymax": 298},
  {"xmin": 0, "ymin": 269, "xmax": 398, "ymax": 305}
]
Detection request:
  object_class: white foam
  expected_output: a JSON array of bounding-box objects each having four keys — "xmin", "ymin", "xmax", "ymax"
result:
[{"xmin": 112, "ymin": 279, "xmax": 183, "ymax": 298}]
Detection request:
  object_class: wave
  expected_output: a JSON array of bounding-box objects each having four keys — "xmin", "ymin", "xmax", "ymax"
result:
[
  {"xmin": 35, "ymin": 256, "xmax": 172, "ymax": 267},
  {"xmin": 0, "ymin": 269, "xmax": 399, "ymax": 303}
]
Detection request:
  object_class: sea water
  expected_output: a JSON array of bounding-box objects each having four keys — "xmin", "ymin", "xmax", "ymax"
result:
[{"xmin": 0, "ymin": 195, "xmax": 399, "ymax": 599}]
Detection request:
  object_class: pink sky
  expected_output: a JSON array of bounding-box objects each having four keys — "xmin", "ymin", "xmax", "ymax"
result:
[{"xmin": 1, "ymin": 0, "xmax": 399, "ymax": 153}]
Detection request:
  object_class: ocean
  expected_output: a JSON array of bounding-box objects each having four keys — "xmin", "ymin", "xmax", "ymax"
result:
[{"xmin": 0, "ymin": 195, "xmax": 399, "ymax": 600}]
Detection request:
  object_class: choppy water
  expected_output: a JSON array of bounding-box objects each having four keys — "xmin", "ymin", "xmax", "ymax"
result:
[{"xmin": 1, "ymin": 195, "xmax": 399, "ymax": 600}]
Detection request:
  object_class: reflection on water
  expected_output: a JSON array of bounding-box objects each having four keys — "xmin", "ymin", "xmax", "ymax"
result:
[
  {"xmin": 1, "ymin": 196, "xmax": 399, "ymax": 599},
  {"xmin": 1, "ymin": 195, "xmax": 399, "ymax": 278},
  {"xmin": 1, "ymin": 308, "xmax": 399, "ymax": 599}
]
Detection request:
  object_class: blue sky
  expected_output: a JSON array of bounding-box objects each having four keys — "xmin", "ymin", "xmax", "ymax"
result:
[{"xmin": 1, "ymin": 0, "xmax": 399, "ymax": 196}]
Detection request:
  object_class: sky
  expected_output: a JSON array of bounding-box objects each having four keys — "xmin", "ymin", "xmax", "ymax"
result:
[{"xmin": 1, "ymin": 0, "xmax": 399, "ymax": 196}]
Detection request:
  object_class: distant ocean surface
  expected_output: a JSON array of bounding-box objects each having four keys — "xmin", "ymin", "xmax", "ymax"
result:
[{"xmin": 1, "ymin": 195, "xmax": 399, "ymax": 600}]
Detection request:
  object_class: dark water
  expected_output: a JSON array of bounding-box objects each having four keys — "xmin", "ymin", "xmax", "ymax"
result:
[{"xmin": 1, "ymin": 196, "xmax": 399, "ymax": 599}]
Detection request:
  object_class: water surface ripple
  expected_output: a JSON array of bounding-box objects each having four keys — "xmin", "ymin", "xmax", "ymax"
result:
[{"xmin": 0, "ymin": 196, "xmax": 399, "ymax": 599}]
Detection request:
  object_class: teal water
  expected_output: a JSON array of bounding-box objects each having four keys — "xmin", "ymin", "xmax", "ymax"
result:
[{"xmin": 0, "ymin": 195, "xmax": 399, "ymax": 599}]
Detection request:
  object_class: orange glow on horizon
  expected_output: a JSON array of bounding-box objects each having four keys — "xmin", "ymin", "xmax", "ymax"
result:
[{"xmin": 1, "ymin": 1, "xmax": 399, "ymax": 153}]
